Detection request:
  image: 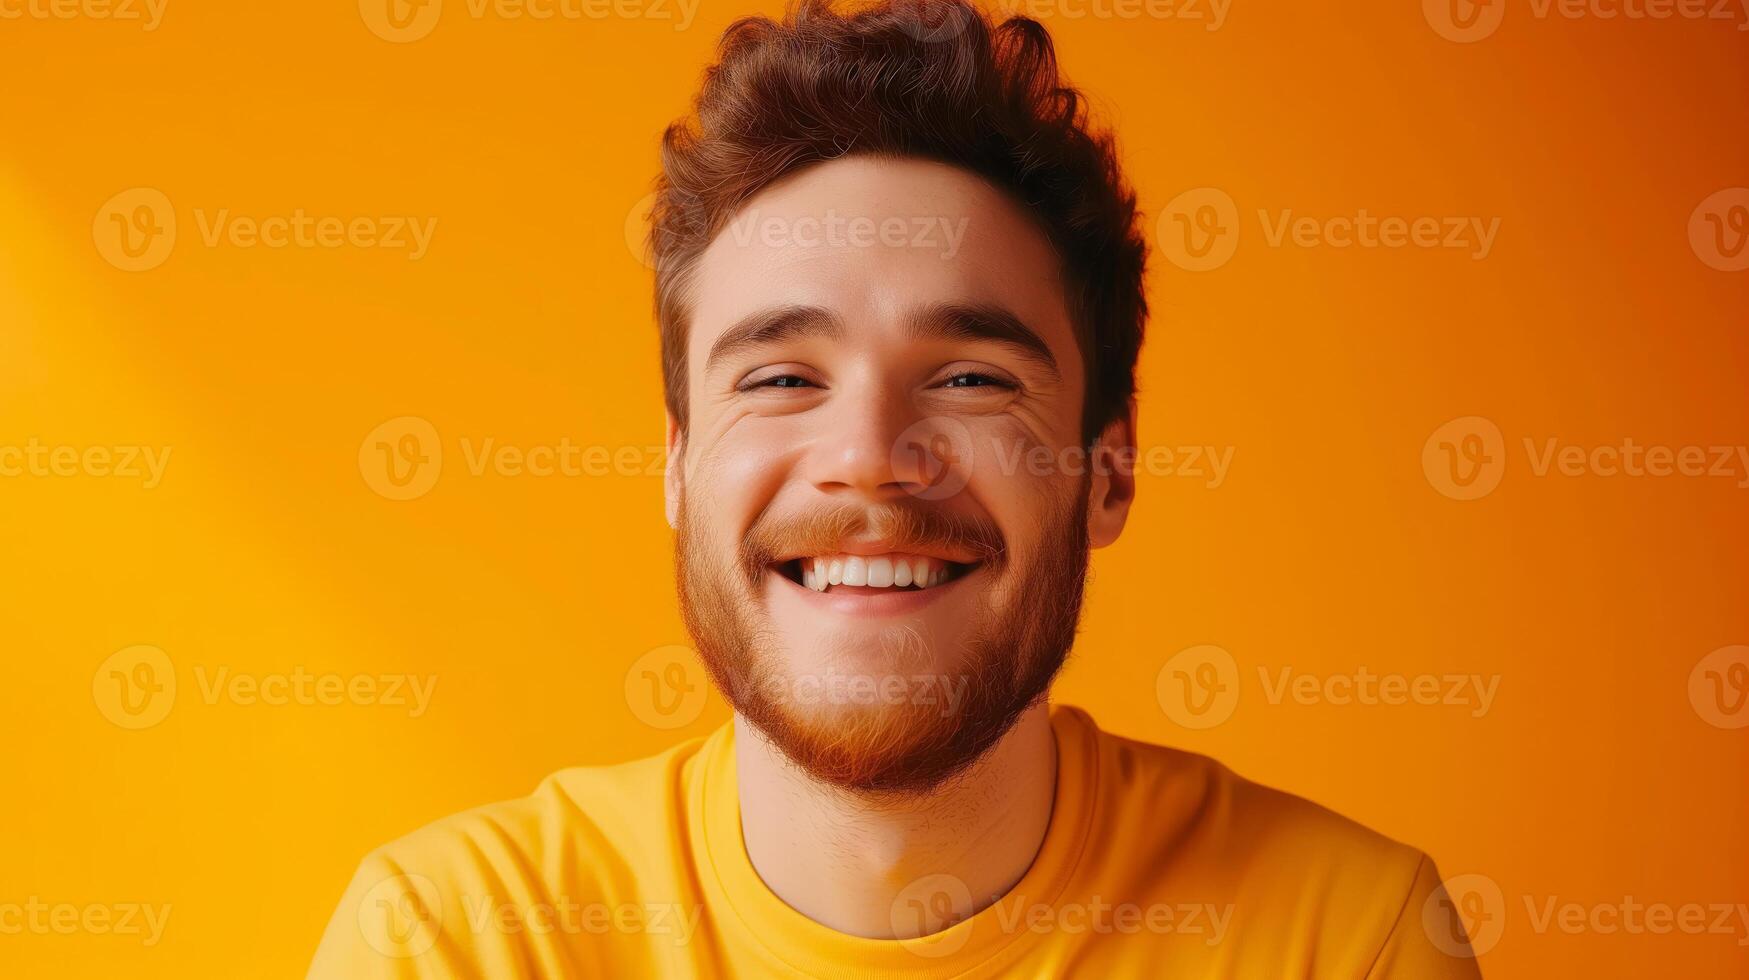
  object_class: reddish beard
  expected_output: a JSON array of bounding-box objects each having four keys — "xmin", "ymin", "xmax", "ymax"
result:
[{"xmin": 674, "ymin": 490, "xmax": 1090, "ymax": 795}]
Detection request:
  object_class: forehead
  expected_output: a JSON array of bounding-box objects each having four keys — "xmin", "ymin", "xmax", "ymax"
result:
[{"xmin": 686, "ymin": 155, "xmax": 1078, "ymax": 374}]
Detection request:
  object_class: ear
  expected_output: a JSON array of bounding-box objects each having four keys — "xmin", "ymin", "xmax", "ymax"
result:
[
  {"xmin": 664, "ymin": 414, "xmax": 684, "ymax": 530},
  {"xmin": 1086, "ymin": 400, "xmax": 1138, "ymax": 550}
]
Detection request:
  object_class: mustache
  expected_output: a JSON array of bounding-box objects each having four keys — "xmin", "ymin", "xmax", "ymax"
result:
[{"xmin": 741, "ymin": 501, "xmax": 1006, "ymax": 573}]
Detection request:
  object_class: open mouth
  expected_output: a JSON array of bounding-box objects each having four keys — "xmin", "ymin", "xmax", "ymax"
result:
[{"xmin": 774, "ymin": 554, "xmax": 977, "ymax": 593}]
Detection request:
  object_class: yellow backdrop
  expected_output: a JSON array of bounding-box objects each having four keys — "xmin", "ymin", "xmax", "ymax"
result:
[{"xmin": 2, "ymin": 1, "xmax": 1746, "ymax": 977}]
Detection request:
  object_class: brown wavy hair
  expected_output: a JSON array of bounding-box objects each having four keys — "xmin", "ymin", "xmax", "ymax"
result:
[{"xmin": 648, "ymin": 0, "xmax": 1148, "ymax": 444}]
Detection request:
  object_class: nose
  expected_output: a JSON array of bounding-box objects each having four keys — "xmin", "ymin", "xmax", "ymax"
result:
[{"xmin": 802, "ymin": 382, "xmax": 928, "ymax": 501}]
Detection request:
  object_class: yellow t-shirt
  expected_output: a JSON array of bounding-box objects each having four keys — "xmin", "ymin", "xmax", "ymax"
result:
[{"xmin": 308, "ymin": 705, "xmax": 1481, "ymax": 978}]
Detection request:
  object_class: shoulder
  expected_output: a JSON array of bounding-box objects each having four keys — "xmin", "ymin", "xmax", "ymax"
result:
[
  {"xmin": 1073, "ymin": 708, "xmax": 1427, "ymax": 879},
  {"xmin": 1062, "ymin": 706, "xmax": 1465, "ymax": 972},
  {"xmin": 308, "ymin": 734, "xmax": 716, "ymax": 975},
  {"xmin": 354, "ymin": 732, "xmax": 711, "ymax": 904}
]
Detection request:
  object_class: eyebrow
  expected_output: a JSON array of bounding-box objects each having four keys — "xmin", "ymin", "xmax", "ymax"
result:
[
  {"xmin": 908, "ymin": 302, "xmax": 1059, "ymax": 379},
  {"xmin": 705, "ymin": 305, "xmax": 845, "ymax": 372},
  {"xmin": 703, "ymin": 301, "xmax": 1060, "ymax": 379}
]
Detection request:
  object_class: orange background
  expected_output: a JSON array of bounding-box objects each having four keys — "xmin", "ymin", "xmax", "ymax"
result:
[{"xmin": 2, "ymin": 1, "xmax": 1746, "ymax": 977}]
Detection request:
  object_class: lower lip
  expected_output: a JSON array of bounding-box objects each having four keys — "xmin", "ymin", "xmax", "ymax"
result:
[{"xmin": 768, "ymin": 565, "xmax": 979, "ymax": 616}]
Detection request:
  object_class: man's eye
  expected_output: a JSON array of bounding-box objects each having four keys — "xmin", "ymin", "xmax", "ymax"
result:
[
  {"xmin": 754, "ymin": 375, "xmax": 814, "ymax": 389},
  {"xmin": 941, "ymin": 372, "xmax": 1013, "ymax": 389}
]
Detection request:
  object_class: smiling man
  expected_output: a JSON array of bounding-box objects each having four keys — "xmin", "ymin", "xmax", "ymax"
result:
[{"xmin": 309, "ymin": 1, "xmax": 1481, "ymax": 976}]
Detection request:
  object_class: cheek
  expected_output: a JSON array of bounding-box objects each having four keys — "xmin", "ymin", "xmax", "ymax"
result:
[
  {"xmin": 691, "ymin": 420, "xmax": 796, "ymax": 526},
  {"xmin": 964, "ymin": 422, "xmax": 1081, "ymax": 552}
]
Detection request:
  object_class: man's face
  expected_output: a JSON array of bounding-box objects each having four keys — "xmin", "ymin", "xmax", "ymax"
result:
[{"xmin": 668, "ymin": 156, "xmax": 1132, "ymax": 794}]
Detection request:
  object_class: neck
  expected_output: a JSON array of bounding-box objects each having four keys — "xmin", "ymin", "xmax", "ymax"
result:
[{"xmin": 734, "ymin": 702, "xmax": 1057, "ymax": 939}]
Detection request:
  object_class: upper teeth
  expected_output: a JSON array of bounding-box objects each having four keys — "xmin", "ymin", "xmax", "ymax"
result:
[{"xmin": 800, "ymin": 555, "xmax": 952, "ymax": 592}]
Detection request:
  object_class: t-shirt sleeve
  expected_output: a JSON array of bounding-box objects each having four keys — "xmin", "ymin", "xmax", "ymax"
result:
[{"xmin": 1364, "ymin": 854, "xmax": 1486, "ymax": 980}]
